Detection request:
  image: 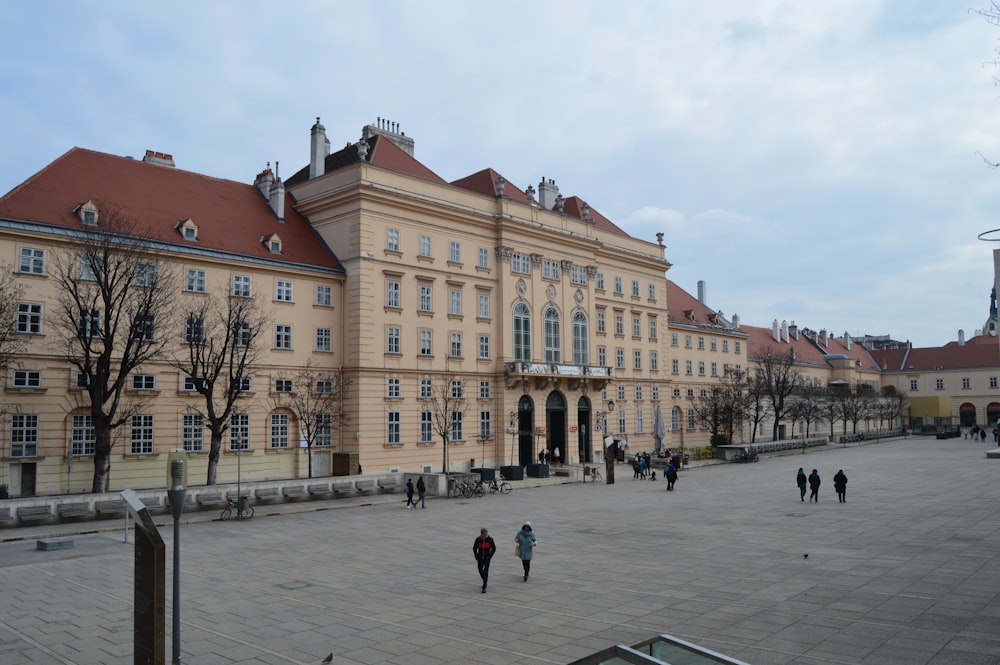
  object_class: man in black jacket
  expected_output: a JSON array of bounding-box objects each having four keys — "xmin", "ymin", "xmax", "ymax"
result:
[{"xmin": 473, "ymin": 528, "xmax": 497, "ymax": 593}]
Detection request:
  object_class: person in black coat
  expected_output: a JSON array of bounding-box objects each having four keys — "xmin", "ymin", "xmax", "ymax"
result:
[
  {"xmin": 808, "ymin": 469, "xmax": 821, "ymax": 502},
  {"xmin": 473, "ymin": 528, "xmax": 497, "ymax": 592},
  {"xmin": 404, "ymin": 478, "xmax": 416, "ymax": 508},
  {"xmin": 665, "ymin": 463, "xmax": 678, "ymax": 491},
  {"xmin": 833, "ymin": 469, "xmax": 848, "ymax": 503}
]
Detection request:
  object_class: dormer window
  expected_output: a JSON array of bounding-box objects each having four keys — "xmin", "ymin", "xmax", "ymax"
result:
[
  {"xmin": 76, "ymin": 200, "xmax": 99, "ymax": 226},
  {"xmin": 175, "ymin": 218, "xmax": 199, "ymax": 241},
  {"xmin": 262, "ymin": 233, "xmax": 282, "ymax": 254}
]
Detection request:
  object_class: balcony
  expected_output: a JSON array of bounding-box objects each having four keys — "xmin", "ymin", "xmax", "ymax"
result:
[{"xmin": 504, "ymin": 362, "xmax": 612, "ymax": 392}]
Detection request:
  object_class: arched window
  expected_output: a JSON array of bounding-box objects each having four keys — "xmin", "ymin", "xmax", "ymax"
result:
[
  {"xmin": 544, "ymin": 306, "xmax": 561, "ymax": 362},
  {"xmin": 513, "ymin": 302, "xmax": 531, "ymax": 361},
  {"xmin": 572, "ymin": 311, "xmax": 589, "ymax": 365}
]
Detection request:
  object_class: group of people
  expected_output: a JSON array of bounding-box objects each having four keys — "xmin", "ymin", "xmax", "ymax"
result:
[
  {"xmin": 796, "ymin": 467, "xmax": 848, "ymax": 503},
  {"xmin": 538, "ymin": 447, "xmax": 561, "ymax": 465},
  {"xmin": 472, "ymin": 521, "xmax": 538, "ymax": 593},
  {"xmin": 965, "ymin": 425, "xmax": 998, "ymax": 443},
  {"xmin": 403, "ymin": 477, "xmax": 427, "ymax": 508}
]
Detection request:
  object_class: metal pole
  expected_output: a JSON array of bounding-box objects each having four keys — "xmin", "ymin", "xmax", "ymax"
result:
[
  {"xmin": 167, "ymin": 457, "xmax": 186, "ymax": 665},
  {"xmin": 236, "ymin": 447, "xmax": 241, "ymax": 520}
]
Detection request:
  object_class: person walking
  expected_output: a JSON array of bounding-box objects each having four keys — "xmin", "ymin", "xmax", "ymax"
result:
[
  {"xmin": 833, "ymin": 469, "xmax": 848, "ymax": 503},
  {"xmin": 416, "ymin": 476, "xmax": 426, "ymax": 508},
  {"xmin": 515, "ymin": 521, "xmax": 538, "ymax": 582},
  {"xmin": 808, "ymin": 469, "xmax": 821, "ymax": 502},
  {"xmin": 405, "ymin": 478, "xmax": 416, "ymax": 508},
  {"xmin": 665, "ymin": 463, "xmax": 678, "ymax": 491},
  {"xmin": 473, "ymin": 528, "xmax": 497, "ymax": 593},
  {"xmin": 796, "ymin": 468, "xmax": 807, "ymax": 502}
]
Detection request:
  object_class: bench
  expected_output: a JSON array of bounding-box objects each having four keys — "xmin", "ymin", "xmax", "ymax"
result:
[
  {"xmin": 95, "ymin": 500, "xmax": 126, "ymax": 517},
  {"xmin": 0, "ymin": 507, "xmax": 11, "ymax": 522},
  {"xmin": 18, "ymin": 506, "xmax": 53, "ymax": 523},
  {"xmin": 196, "ymin": 493, "xmax": 227, "ymax": 508},
  {"xmin": 56, "ymin": 503, "xmax": 93, "ymax": 520},
  {"xmin": 376, "ymin": 477, "xmax": 400, "ymax": 493},
  {"xmin": 282, "ymin": 485, "xmax": 307, "ymax": 500},
  {"xmin": 332, "ymin": 481, "xmax": 356, "ymax": 494},
  {"xmin": 37, "ymin": 537, "xmax": 74, "ymax": 551},
  {"xmin": 308, "ymin": 483, "xmax": 332, "ymax": 497},
  {"xmin": 355, "ymin": 479, "xmax": 378, "ymax": 494},
  {"xmin": 255, "ymin": 487, "xmax": 280, "ymax": 502},
  {"xmin": 552, "ymin": 467, "xmax": 573, "ymax": 477}
]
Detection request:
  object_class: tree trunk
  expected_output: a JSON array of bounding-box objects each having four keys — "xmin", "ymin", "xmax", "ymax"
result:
[
  {"xmin": 91, "ymin": 428, "xmax": 113, "ymax": 493},
  {"xmin": 207, "ymin": 430, "xmax": 224, "ymax": 485},
  {"xmin": 307, "ymin": 445, "xmax": 313, "ymax": 478}
]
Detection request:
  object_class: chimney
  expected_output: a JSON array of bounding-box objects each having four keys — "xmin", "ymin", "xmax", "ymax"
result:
[
  {"xmin": 958, "ymin": 329, "xmax": 966, "ymax": 346},
  {"xmin": 310, "ymin": 117, "xmax": 327, "ymax": 179},
  {"xmin": 142, "ymin": 150, "xmax": 175, "ymax": 167},
  {"xmin": 819, "ymin": 329, "xmax": 827, "ymax": 347},
  {"xmin": 254, "ymin": 165, "xmax": 274, "ymax": 199},
  {"xmin": 781, "ymin": 320, "xmax": 788, "ymax": 343},
  {"xmin": 732, "ymin": 314, "xmax": 740, "ymax": 330},
  {"xmin": 361, "ymin": 117, "xmax": 415, "ymax": 156},
  {"xmin": 268, "ymin": 166, "xmax": 285, "ymax": 222},
  {"xmin": 844, "ymin": 331, "xmax": 851, "ymax": 350},
  {"xmin": 788, "ymin": 321, "xmax": 798, "ymax": 340},
  {"xmin": 537, "ymin": 178, "xmax": 560, "ymax": 210},
  {"xmin": 697, "ymin": 280, "xmax": 706, "ymax": 304},
  {"xmin": 772, "ymin": 319, "xmax": 780, "ymax": 342}
]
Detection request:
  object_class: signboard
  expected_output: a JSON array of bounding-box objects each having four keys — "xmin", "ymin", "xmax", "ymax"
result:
[{"xmin": 122, "ymin": 489, "xmax": 165, "ymax": 665}]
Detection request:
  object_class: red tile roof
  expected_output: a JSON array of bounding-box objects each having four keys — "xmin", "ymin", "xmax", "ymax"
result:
[
  {"xmin": 0, "ymin": 148, "xmax": 343, "ymax": 272},
  {"xmin": 871, "ymin": 336, "xmax": 1000, "ymax": 371},
  {"xmin": 286, "ymin": 134, "xmax": 447, "ymax": 187},
  {"xmin": 666, "ymin": 280, "xmax": 735, "ymax": 330}
]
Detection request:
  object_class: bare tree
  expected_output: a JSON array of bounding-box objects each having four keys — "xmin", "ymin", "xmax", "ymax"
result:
[
  {"xmin": 744, "ymin": 371, "xmax": 774, "ymax": 443},
  {"xmin": 170, "ymin": 293, "xmax": 267, "ymax": 485},
  {"xmin": 786, "ymin": 386, "xmax": 826, "ymax": 438},
  {"xmin": 752, "ymin": 347, "xmax": 803, "ymax": 441},
  {"xmin": 880, "ymin": 385, "xmax": 909, "ymax": 431},
  {"xmin": 430, "ymin": 372, "xmax": 469, "ymax": 491},
  {"xmin": 834, "ymin": 384, "xmax": 873, "ymax": 434},
  {"xmin": 689, "ymin": 370, "xmax": 749, "ymax": 446},
  {"xmin": 271, "ymin": 363, "xmax": 350, "ymax": 479},
  {"xmin": 0, "ymin": 262, "xmax": 26, "ymax": 373},
  {"xmin": 53, "ymin": 207, "xmax": 176, "ymax": 492}
]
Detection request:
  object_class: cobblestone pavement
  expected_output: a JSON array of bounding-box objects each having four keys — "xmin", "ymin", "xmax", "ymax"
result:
[{"xmin": 2, "ymin": 436, "xmax": 999, "ymax": 665}]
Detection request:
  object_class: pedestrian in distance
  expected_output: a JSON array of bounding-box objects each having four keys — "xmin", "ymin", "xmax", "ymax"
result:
[
  {"xmin": 796, "ymin": 468, "xmax": 807, "ymax": 502},
  {"xmin": 665, "ymin": 463, "xmax": 678, "ymax": 491},
  {"xmin": 405, "ymin": 478, "xmax": 416, "ymax": 508},
  {"xmin": 538, "ymin": 449, "xmax": 545, "ymax": 464},
  {"xmin": 515, "ymin": 521, "xmax": 538, "ymax": 582},
  {"xmin": 808, "ymin": 469, "xmax": 821, "ymax": 502},
  {"xmin": 416, "ymin": 476, "xmax": 426, "ymax": 508},
  {"xmin": 473, "ymin": 528, "xmax": 497, "ymax": 593},
  {"xmin": 833, "ymin": 469, "xmax": 848, "ymax": 503}
]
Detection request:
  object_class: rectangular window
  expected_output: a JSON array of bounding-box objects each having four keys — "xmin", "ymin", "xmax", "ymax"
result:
[
  {"xmin": 183, "ymin": 376, "xmax": 200, "ymax": 392},
  {"xmin": 450, "ymin": 411, "xmax": 464, "ymax": 442},
  {"xmin": 419, "ymin": 235, "xmax": 432, "ymax": 257},
  {"xmin": 672, "ymin": 359, "xmax": 679, "ymax": 374},
  {"xmin": 420, "ymin": 378, "xmax": 433, "ymax": 399},
  {"xmin": 571, "ymin": 265, "xmax": 587, "ymax": 285},
  {"xmin": 131, "ymin": 374, "xmax": 155, "ymax": 390},
  {"xmin": 182, "ymin": 414, "xmax": 204, "ymax": 452},
  {"xmin": 632, "ymin": 280, "xmax": 640, "ymax": 297},
  {"xmin": 315, "ymin": 380, "xmax": 333, "ymax": 394},
  {"xmin": 962, "ymin": 377, "xmax": 971, "ymax": 389},
  {"xmin": 614, "ymin": 276, "xmax": 623, "ymax": 294},
  {"xmin": 684, "ymin": 335, "xmax": 692, "ymax": 348},
  {"xmin": 130, "ymin": 414, "xmax": 154, "ymax": 454},
  {"xmin": 648, "ymin": 283, "xmax": 656, "ymax": 300},
  {"xmin": 387, "ymin": 228, "xmax": 400, "ymax": 252},
  {"xmin": 185, "ymin": 315, "xmax": 204, "ymax": 344},
  {"xmin": 650, "ymin": 351, "xmax": 659, "ymax": 371},
  {"xmin": 71, "ymin": 414, "xmax": 95, "ymax": 456},
  {"xmin": 275, "ymin": 378, "xmax": 293, "ymax": 393},
  {"xmin": 651, "ymin": 385, "xmax": 660, "ymax": 401},
  {"xmin": 615, "ymin": 314, "xmax": 624, "ymax": 335},
  {"xmin": 316, "ymin": 328, "xmax": 332, "ymax": 352},
  {"xmin": 698, "ymin": 361, "xmax": 705, "ymax": 376},
  {"xmin": 419, "ymin": 285, "xmax": 433, "ymax": 312},
  {"xmin": 449, "ymin": 241, "xmax": 462, "ymax": 263},
  {"xmin": 649, "ymin": 318, "xmax": 657, "ymax": 339},
  {"xmin": 512, "ymin": 253, "xmax": 531, "ymax": 275},
  {"xmin": 634, "ymin": 350, "xmax": 642, "ymax": 370},
  {"xmin": 478, "ymin": 247, "xmax": 489, "ymax": 269},
  {"xmin": 18, "ymin": 247, "xmax": 45, "ymax": 274},
  {"xmin": 185, "ymin": 269, "xmax": 206, "ymax": 293},
  {"xmin": 543, "ymin": 259, "xmax": 560, "ymax": 280},
  {"xmin": 316, "ymin": 284, "xmax": 333, "ymax": 307},
  {"xmin": 230, "ymin": 414, "xmax": 250, "ymax": 450},
  {"xmin": 635, "ymin": 385, "xmax": 644, "ymax": 401},
  {"xmin": 479, "ymin": 334, "xmax": 490, "ymax": 359},
  {"xmin": 449, "ymin": 289, "xmax": 462, "ymax": 316},
  {"xmin": 697, "ymin": 336, "xmax": 705, "ymax": 350},
  {"xmin": 133, "ymin": 313, "xmax": 155, "ymax": 341},
  {"xmin": 450, "ymin": 332, "xmax": 463, "ymax": 358},
  {"xmin": 16, "ymin": 302, "xmax": 42, "ymax": 334},
  {"xmin": 276, "ymin": 280, "xmax": 293, "ymax": 302},
  {"xmin": 618, "ymin": 385, "xmax": 626, "ymax": 401},
  {"xmin": 635, "ymin": 409, "xmax": 644, "ymax": 434},
  {"xmin": 275, "ymin": 324, "xmax": 292, "ymax": 349},
  {"xmin": 478, "ymin": 293, "xmax": 490, "ymax": 319},
  {"xmin": 388, "ymin": 411, "xmax": 401, "ymax": 445},
  {"xmin": 479, "ymin": 380, "xmax": 491, "ymax": 399},
  {"xmin": 596, "ymin": 273, "xmax": 605, "ymax": 290},
  {"xmin": 232, "ymin": 274, "xmax": 252, "ymax": 298},
  {"xmin": 598, "ymin": 346, "xmax": 607, "ymax": 366},
  {"xmin": 234, "ymin": 320, "xmax": 251, "ymax": 347},
  {"xmin": 616, "ymin": 348, "xmax": 625, "ymax": 369},
  {"xmin": 12, "ymin": 370, "xmax": 41, "ymax": 388},
  {"xmin": 11, "ymin": 414, "xmax": 39, "ymax": 457},
  {"xmin": 480, "ymin": 411, "xmax": 491, "ymax": 441},
  {"xmin": 618, "ymin": 410, "xmax": 626, "ymax": 435},
  {"xmin": 419, "ymin": 330, "xmax": 432, "ymax": 356},
  {"xmin": 597, "ymin": 311, "xmax": 606, "ymax": 333},
  {"xmin": 270, "ymin": 413, "xmax": 289, "ymax": 448},
  {"xmin": 386, "ymin": 280, "xmax": 400, "ymax": 308},
  {"xmin": 135, "ymin": 262, "xmax": 158, "ymax": 287},
  {"xmin": 685, "ymin": 360, "xmax": 693, "ymax": 375},
  {"xmin": 734, "ymin": 341, "xmax": 742, "ymax": 354},
  {"xmin": 670, "ymin": 409, "xmax": 679, "ymax": 431},
  {"xmin": 711, "ymin": 362, "xmax": 718, "ymax": 377},
  {"xmin": 632, "ymin": 316, "xmax": 641, "ymax": 337},
  {"xmin": 710, "ymin": 338, "xmax": 717, "ymax": 351},
  {"xmin": 78, "ymin": 308, "xmax": 101, "ymax": 338},
  {"xmin": 688, "ymin": 409, "xmax": 696, "ymax": 430},
  {"xmin": 315, "ymin": 413, "xmax": 332, "ymax": 447},
  {"xmin": 910, "ymin": 379, "xmax": 919, "ymax": 391},
  {"xmin": 989, "ymin": 377, "xmax": 997, "ymax": 389},
  {"xmin": 451, "ymin": 380, "xmax": 464, "ymax": 399},
  {"xmin": 671, "ymin": 333, "xmax": 679, "ymax": 346},
  {"xmin": 420, "ymin": 411, "xmax": 433, "ymax": 443},
  {"xmin": 387, "ymin": 377, "xmax": 401, "ymax": 398},
  {"xmin": 386, "ymin": 326, "xmax": 400, "ymax": 354},
  {"xmin": 79, "ymin": 256, "xmax": 98, "ymax": 281}
]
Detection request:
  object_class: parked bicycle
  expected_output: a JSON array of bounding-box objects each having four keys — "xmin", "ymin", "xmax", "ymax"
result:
[
  {"xmin": 586, "ymin": 466, "xmax": 603, "ymax": 483},
  {"xmin": 455, "ymin": 478, "xmax": 485, "ymax": 498},
  {"xmin": 221, "ymin": 495, "xmax": 254, "ymax": 520},
  {"xmin": 488, "ymin": 474, "xmax": 512, "ymax": 494}
]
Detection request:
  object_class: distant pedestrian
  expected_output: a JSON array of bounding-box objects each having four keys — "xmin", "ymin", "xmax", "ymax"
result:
[
  {"xmin": 632, "ymin": 459, "xmax": 641, "ymax": 479},
  {"xmin": 808, "ymin": 469, "xmax": 821, "ymax": 502},
  {"xmin": 416, "ymin": 476, "xmax": 426, "ymax": 508},
  {"xmin": 515, "ymin": 521, "xmax": 538, "ymax": 582},
  {"xmin": 538, "ymin": 449, "xmax": 545, "ymax": 464},
  {"xmin": 473, "ymin": 528, "xmax": 497, "ymax": 593},
  {"xmin": 833, "ymin": 470, "xmax": 848, "ymax": 503},
  {"xmin": 405, "ymin": 478, "xmax": 416, "ymax": 508},
  {"xmin": 982, "ymin": 429, "xmax": 988, "ymax": 442},
  {"xmin": 796, "ymin": 468, "xmax": 807, "ymax": 502},
  {"xmin": 554, "ymin": 446, "xmax": 561, "ymax": 464},
  {"xmin": 665, "ymin": 463, "xmax": 678, "ymax": 491}
]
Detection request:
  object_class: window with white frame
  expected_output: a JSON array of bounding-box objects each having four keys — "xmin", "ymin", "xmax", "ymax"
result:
[
  {"xmin": 387, "ymin": 326, "xmax": 400, "ymax": 354},
  {"xmin": 648, "ymin": 283, "xmax": 656, "ymax": 300},
  {"xmin": 182, "ymin": 414, "xmax": 204, "ymax": 452},
  {"xmin": 710, "ymin": 338, "xmax": 717, "ymax": 351},
  {"xmin": 451, "ymin": 379, "xmax": 463, "ymax": 399},
  {"xmin": 479, "ymin": 380, "xmax": 491, "ymax": 399},
  {"xmin": 12, "ymin": 370, "xmax": 41, "ymax": 388},
  {"xmin": 316, "ymin": 284, "xmax": 333, "ymax": 307},
  {"xmin": 962, "ymin": 377, "xmax": 971, "ymax": 389},
  {"xmin": 478, "ymin": 334, "xmax": 490, "ymax": 359},
  {"xmin": 652, "ymin": 385, "xmax": 660, "ymax": 400},
  {"xmin": 274, "ymin": 378, "xmax": 293, "ymax": 393},
  {"xmin": 419, "ymin": 235, "xmax": 432, "ymax": 257},
  {"xmin": 315, "ymin": 413, "xmax": 332, "ymax": 447},
  {"xmin": 315, "ymin": 380, "xmax": 333, "ymax": 394},
  {"xmin": 711, "ymin": 362, "xmax": 718, "ymax": 377},
  {"xmin": 78, "ymin": 308, "xmax": 101, "ymax": 338},
  {"xmin": 185, "ymin": 269, "xmax": 206, "ymax": 293},
  {"xmin": 618, "ymin": 410, "xmax": 626, "ymax": 434},
  {"xmin": 419, "ymin": 329, "xmax": 432, "ymax": 355},
  {"xmin": 571, "ymin": 265, "xmax": 587, "ymax": 285},
  {"xmin": 234, "ymin": 320, "xmax": 251, "ymax": 347},
  {"xmin": 635, "ymin": 409, "xmax": 644, "ymax": 433},
  {"xmin": 387, "ymin": 228, "xmax": 400, "ymax": 252},
  {"xmin": 688, "ymin": 409, "xmax": 696, "ymax": 430},
  {"xmin": 386, "ymin": 280, "xmax": 400, "ymax": 308},
  {"xmin": 270, "ymin": 413, "xmax": 289, "ymax": 448},
  {"xmin": 183, "ymin": 376, "xmax": 200, "ymax": 392},
  {"xmin": 230, "ymin": 414, "xmax": 250, "ymax": 450},
  {"xmin": 275, "ymin": 324, "xmax": 292, "ymax": 349},
  {"xmin": 420, "ymin": 378, "xmax": 433, "ymax": 399},
  {"xmin": 512, "ymin": 253, "xmax": 531, "ymax": 275},
  {"xmin": 596, "ymin": 272, "xmax": 605, "ymax": 290},
  {"xmin": 650, "ymin": 351, "xmax": 658, "ymax": 371},
  {"xmin": 11, "ymin": 414, "xmax": 38, "ymax": 457},
  {"xmin": 513, "ymin": 302, "xmax": 531, "ymax": 360},
  {"xmin": 544, "ymin": 306, "xmax": 561, "ymax": 362},
  {"xmin": 478, "ymin": 247, "xmax": 489, "ymax": 269},
  {"xmin": 420, "ymin": 411, "xmax": 433, "ymax": 443},
  {"xmin": 572, "ymin": 311, "xmax": 589, "ymax": 365},
  {"xmin": 135, "ymin": 262, "xmax": 158, "ymax": 288},
  {"xmin": 449, "ymin": 289, "xmax": 462, "ymax": 316},
  {"xmin": 671, "ymin": 332, "xmax": 679, "ymax": 346},
  {"xmin": 598, "ymin": 346, "xmax": 606, "ymax": 366},
  {"xmin": 276, "ymin": 280, "xmax": 293, "ymax": 302},
  {"xmin": 633, "ymin": 350, "xmax": 642, "ymax": 370},
  {"xmin": 71, "ymin": 413, "xmax": 95, "ymax": 456},
  {"xmin": 449, "ymin": 241, "xmax": 462, "ymax": 263},
  {"xmin": 185, "ymin": 315, "xmax": 204, "ymax": 344},
  {"xmin": 419, "ymin": 285, "xmax": 432, "ymax": 312},
  {"xmin": 543, "ymin": 259, "xmax": 560, "ymax": 280},
  {"xmin": 698, "ymin": 336, "xmax": 705, "ymax": 350},
  {"xmin": 78, "ymin": 256, "xmax": 97, "ymax": 281},
  {"xmin": 388, "ymin": 411, "xmax": 401, "ymax": 445},
  {"xmin": 671, "ymin": 358, "xmax": 679, "ymax": 374},
  {"xmin": 450, "ymin": 332, "xmax": 463, "ymax": 357},
  {"xmin": 632, "ymin": 316, "xmax": 641, "ymax": 337},
  {"xmin": 685, "ymin": 360, "xmax": 693, "ymax": 375},
  {"xmin": 618, "ymin": 385, "xmax": 626, "ymax": 401},
  {"xmin": 450, "ymin": 411, "xmax": 464, "ymax": 442},
  {"xmin": 480, "ymin": 410, "xmax": 491, "ymax": 440},
  {"xmin": 616, "ymin": 348, "xmax": 625, "ymax": 369},
  {"xmin": 316, "ymin": 328, "xmax": 332, "ymax": 352},
  {"xmin": 698, "ymin": 361, "xmax": 705, "ymax": 376},
  {"xmin": 131, "ymin": 374, "xmax": 155, "ymax": 391},
  {"xmin": 670, "ymin": 409, "xmax": 679, "ymax": 431},
  {"xmin": 615, "ymin": 313, "xmax": 624, "ymax": 335},
  {"xmin": 232, "ymin": 274, "xmax": 252, "ymax": 298},
  {"xmin": 722, "ymin": 340, "xmax": 729, "ymax": 352},
  {"xmin": 910, "ymin": 379, "xmax": 919, "ymax": 391},
  {"xmin": 387, "ymin": 377, "xmax": 401, "ymax": 398},
  {"xmin": 478, "ymin": 292, "xmax": 490, "ymax": 319},
  {"xmin": 649, "ymin": 318, "xmax": 657, "ymax": 339},
  {"xmin": 635, "ymin": 385, "xmax": 643, "ymax": 401},
  {"xmin": 684, "ymin": 335, "xmax": 692, "ymax": 348},
  {"xmin": 597, "ymin": 310, "xmax": 606, "ymax": 333},
  {"xmin": 130, "ymin": 414, "xmax": 155, "ymax": 454},
  {"xmin": 18, "ymin": 247, "xmax": 45, "ymax": 274},
  {"xmin": 133, "ymin": 313, "xmax": 155, "ymax": 342},
  {"xmin": 632, "ymin": 280, "xmax": 640, "ymax": 297},
  {"xmin": 734, "ymin": 341, "xmax": 741, "ymax": 354},
  {"xmin": 16, "ymin": 302, "xmax": 42, "ymax": 334}
]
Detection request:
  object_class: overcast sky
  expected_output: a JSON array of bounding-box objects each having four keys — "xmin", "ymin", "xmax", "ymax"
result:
[{"xmin": 3, "ymin": 1, "xmax": 1000, "ymax": 348}]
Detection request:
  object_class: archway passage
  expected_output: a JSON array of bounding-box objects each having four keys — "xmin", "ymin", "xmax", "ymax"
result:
[
  {"xmin": 517, "ymin": 396, "xmax": 535, "ymax": 466},
  {"xmin": 546, "ymin": 391, "xmax": 567, "ymax": 464},
  {"xmin": 988, "ymin": 402, "xmax": 1000, "ymax": 428},
  {"xmin": 959, "ymin": 403, "xmax": 977, "ymax": 428},
  {"xmin": 578, "ymin": 397, "xmax": 592, "ymax": 463}
]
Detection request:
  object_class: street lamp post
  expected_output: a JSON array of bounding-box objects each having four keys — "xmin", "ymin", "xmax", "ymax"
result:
[{"xmin": 166, "ymin": 450, "xmax": 187, "ymax": 665}]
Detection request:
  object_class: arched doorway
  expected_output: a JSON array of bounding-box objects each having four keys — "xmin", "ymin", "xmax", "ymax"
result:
[
  {"xmin": 517, "ymin": 396, "xmax": 535, "ymax": 466},
  {"xmin": 988, "ymin": 402, "xmax": 1000, "ymax": 427},
  {"xmin": 577, "ymin": 397, "xmax": 592, "ymax": 463},
  {"xmin": 546, "ymin": 391, "xmax": 567, "ymax": 463},
  {"xmin": 959, "ymin": 403, "xmax": 977, "ymax": 428}
]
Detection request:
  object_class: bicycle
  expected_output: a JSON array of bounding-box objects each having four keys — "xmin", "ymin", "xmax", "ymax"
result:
[
  {"xmin": 220, "ymin": 495, "xmax": 254, "ymax": 520},
  {"xmin": 586, "ymin": 466, "xmax": 603, "ymax": 483},
  {"xmin": 488, "ymin": 475, "xmax": 512, "ymax": 495}
]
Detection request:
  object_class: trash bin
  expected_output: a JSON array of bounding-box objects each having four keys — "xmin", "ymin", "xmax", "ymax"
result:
[{"xmin": 472, "ymin": 467, "xmax": 495, "ymax": 481}]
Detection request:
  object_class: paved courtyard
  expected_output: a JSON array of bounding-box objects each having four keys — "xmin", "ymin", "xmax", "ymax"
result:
[{"xmin": 2, "ymin": 436, "xmax": 1000, "ymax": 665}]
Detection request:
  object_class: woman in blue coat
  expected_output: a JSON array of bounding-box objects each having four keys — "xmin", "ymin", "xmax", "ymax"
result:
[{"xmin": 515, "ymin": 521, "xmax": 538, "ymax": 582}]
